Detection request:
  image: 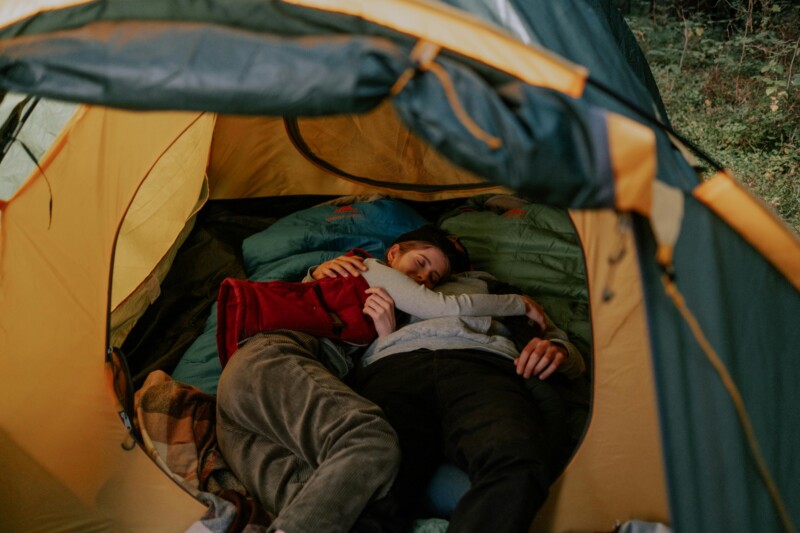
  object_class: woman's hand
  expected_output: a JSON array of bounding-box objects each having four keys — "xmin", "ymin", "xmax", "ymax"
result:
[
  {"xmin": 521, "ymin": 295, "xmax": 546, "ymax": 331},
  {"xmin": 363, "ymin": 287, "xmax": 396, "ymax": 337},
  {"xmin": 312, "ymin": 255, "xmax": 368, "ymax": 280}
]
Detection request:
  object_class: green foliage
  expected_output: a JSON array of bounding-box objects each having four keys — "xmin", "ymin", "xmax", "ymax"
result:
[{"xmin": 625, "ymin": 0, "xmax": 799, "ymax": 233}]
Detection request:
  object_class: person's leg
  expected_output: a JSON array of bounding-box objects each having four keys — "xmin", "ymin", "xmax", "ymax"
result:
[
  {"xmin": 356, "ymin": 351, "xmax": 442, "ymax": 525},
  {"xmin": 435, "ymin": 351, "xmax": 564, "ymax": 533},
  {"xmin": 216, "ymin": 331, "xmax": 400, "ymax": 533}
]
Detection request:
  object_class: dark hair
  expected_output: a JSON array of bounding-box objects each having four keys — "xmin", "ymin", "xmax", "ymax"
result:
[{"xmin": 391, "ymin": 225, "xmax": 471, "ymax": 275}]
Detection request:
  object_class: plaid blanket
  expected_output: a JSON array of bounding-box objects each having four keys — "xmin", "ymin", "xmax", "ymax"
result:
[{"xmin": 134, "ymin": 371, "xmax": 272, "ymax": 532}]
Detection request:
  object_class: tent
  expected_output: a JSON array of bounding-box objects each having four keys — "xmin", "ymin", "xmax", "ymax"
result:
[{"xmin": 0, "ymin": 0, "xmax": 798, "ymax": 531}]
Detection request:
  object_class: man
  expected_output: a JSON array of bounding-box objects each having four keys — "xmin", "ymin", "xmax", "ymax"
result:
[{"xmin": 355, "ymin": 269, "xmax": 585, "ymax": 533}]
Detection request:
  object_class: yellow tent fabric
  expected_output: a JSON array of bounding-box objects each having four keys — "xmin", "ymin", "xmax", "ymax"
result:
[
  {"xmin": 0, "ymin": 107, "xmax": 211, "ymax": 531},
  {"xmin": 207, "ymin": 102, "xmax": 507, "ymax": 201},
  {"xmin": 1, "ymin": 105, "xmax": 669, "ymax": 531},
  {"xmin": 534, "ymin": 210, "xmax": 668, "ymax": 532}
]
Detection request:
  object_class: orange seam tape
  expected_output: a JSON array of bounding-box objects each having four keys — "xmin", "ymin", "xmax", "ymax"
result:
[{"xmin": 694, "ymin": 171, "xmax": 800, "ymax": 291}]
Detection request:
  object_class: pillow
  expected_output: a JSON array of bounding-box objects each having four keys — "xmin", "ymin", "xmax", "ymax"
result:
[{"xmin": 172, "ymin": 197, "xmax": 428, "ymax": 394}]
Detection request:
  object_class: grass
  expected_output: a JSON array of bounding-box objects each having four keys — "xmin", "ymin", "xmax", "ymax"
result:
[{"xmin": 624, "ymin": 1, "xmax": 800, "ymax": 233}]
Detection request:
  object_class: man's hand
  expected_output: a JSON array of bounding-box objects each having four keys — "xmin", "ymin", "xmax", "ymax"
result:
[
  {"xmin": 363, "ymin": 287, "xmax": 396, "ymax": 337},
  {"xmin": 312, "ymin": 255, "xmax": 368, "ymax": 280},
  {"xmin": 515, "ymin": 338, "xmax": 568, "ymax": 380},
  {"xmin": 520, "ymin": 295, "xmax": 546, "ymax": 331}
]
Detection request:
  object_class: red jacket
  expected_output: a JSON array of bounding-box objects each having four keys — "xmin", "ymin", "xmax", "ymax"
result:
[{"xmin": 216, "ymin": 250, "xmax": 376, "ymax": 367}]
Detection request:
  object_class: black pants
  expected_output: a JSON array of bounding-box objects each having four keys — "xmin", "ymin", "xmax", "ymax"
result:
[{"xmin": 356, "ymin": 349, "xmax": 566, "ymax": 533}]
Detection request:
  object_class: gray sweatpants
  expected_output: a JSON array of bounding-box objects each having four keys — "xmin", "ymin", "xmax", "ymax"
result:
[{"xmin": 216, "ymin": 331, "xmax": 400, "ymax": 533}]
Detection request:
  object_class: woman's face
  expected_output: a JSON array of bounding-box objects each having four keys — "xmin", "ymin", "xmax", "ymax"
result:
[{"xmin": 387, "ymin": 243, "xmax": 449, "ymax": 289}]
